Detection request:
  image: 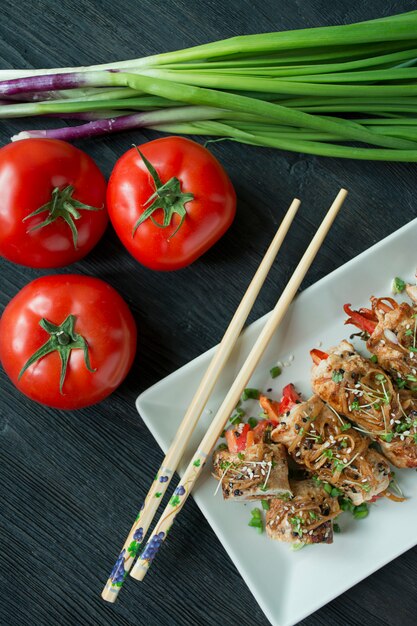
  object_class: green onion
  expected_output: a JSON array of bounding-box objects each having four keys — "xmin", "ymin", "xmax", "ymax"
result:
[
  {"xmin": 332, "ymin": 369, "xmax": 344, "ymax": 383},
  {"xmin": 353, "ymin": 503, "xmax": 369, "ymax": 519},
  {"xmin": 261, "ymin": 499, "xmax": 270, "ymax": 510},
  {"xmin": 3, "ymin": 11, "xmax": 417, "ymax": 162},
  {"xmin": 392, "ymin": 276, "xmax": 406, "ymax": 293},
  {"xmin": 333, "ymin": 522, "xmax": 341, "ymax": 533},
  {"xmin": 369, "ymin": 355, "xmax": 378, "ymax": 363},
  {"xmin": 248, "ymin": 417, "xmax": 258, "ymax": 429},
  {"xmin": 249, "ymin": 508, "xmax": 264, "ymax": 533},
  {"xmin": 270, "ymin": 365, "xmax": 282, "ymax": 378},
  {"xmin": 241, "ymin": 388, "xmax": 260, "ymax": 401}
]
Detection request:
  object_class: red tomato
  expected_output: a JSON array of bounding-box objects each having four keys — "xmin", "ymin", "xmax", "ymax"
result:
[
  {"xmin": 0, "ymin": 139, "xmax": 108, "ymax": 268},
  {"xmin": 225, "ymin": 424, "xmax": 251, "ymax": 453},
  {"xmin": 253, "ymin": 419, "xmax": 272, "ymax": 443},
  {"xmin": 107, "ymin": 137, "xmax": 236, "ymax": 270},
  {"xmin": 0, "ymin": 275, "xmax": 137, "ymax": 409}
]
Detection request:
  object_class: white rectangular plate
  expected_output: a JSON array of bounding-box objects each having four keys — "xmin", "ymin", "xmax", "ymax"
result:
[{"xmin": 137, "ymin": 218, "xmax": 417, "ymax": 626}]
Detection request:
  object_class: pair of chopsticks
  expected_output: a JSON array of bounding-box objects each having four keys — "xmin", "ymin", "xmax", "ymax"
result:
[{"xmin": 102, "ymin": 188, "xmax": 347, "ymax": 601}]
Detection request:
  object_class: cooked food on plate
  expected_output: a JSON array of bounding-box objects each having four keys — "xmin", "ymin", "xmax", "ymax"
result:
[
  {"xmin": 212, "ymin": 435, "xmax": 291, "ymax": 500},
  {"xmin": 261, "ymin": 391, "xmax": 390, "ymax": 505},
  {"xmin": 311, "ymin": 340, "xmax": 417, "ymax": 468},
  {"xmin": 213, "ymin": 275, "xmax": 417, "ymax": 547},
  {"xmin": 266, "ymin": 479, "xmax": 340, "ymax": 544},
  {"xmin": 344, "ymin": 296, "xmax": 417, "ymax": 388}
]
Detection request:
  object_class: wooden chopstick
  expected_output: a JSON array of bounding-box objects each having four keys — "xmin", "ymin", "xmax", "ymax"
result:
[
  {"xmin": 130, "ymin": 188, "xmax": 347, "ymax": 582},
  {"xmin": 101, "ymin": 198, "xmax": 301, "ymax": 602}
]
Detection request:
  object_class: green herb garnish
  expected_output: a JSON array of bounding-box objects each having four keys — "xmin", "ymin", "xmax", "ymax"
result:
[
  {"xmin": 369, "ymin": 355, "xmax": 378, "ymax": 363},
  {"xmin": 392, "ymin": 276, "xmax": 406, "ymax": 294},
  {"xmin": 241, "ymin": 388, "xmax": 259, "ymax": 401},
  {"xmin": 353, "ymin": 503, "xmax": 369, "ymax": 520},
  {"xmin": 261, "ymin": 499, "xmax": 270, "ymax": 511},
  {"xmin": 333, "ymin": 522, "xmax": 341, "ymax": 533},
  {"xmin": 248, "ymin": 417, "xmax": 258, "ymax": 429},
  {"xmin": 270, "ymin": 365, "xmax": 282, "ymax": 379},
  {"xmin": 332, "ymin": 369, "xmax": 344, "ymax": 383}
]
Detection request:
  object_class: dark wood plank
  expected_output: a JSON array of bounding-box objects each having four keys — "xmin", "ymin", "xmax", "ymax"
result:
[{"xmin": 1, "ymin": 1, "xmax": 417, "ymax": 625}]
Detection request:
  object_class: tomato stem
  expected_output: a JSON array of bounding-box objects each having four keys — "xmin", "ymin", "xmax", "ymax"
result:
[
  {"xmin": 23, "ymin": 184, "xmax": 103, "ymax": 249},
  {"xmin": 18, "ymin": 314, "xmax": 96, "ymax": 394},
  {"xmin": 131, "ymin": 147, "xmax": 194, "ymax": 240}
]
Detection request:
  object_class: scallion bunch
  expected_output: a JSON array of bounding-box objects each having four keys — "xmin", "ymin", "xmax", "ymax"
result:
[{"xmin": 1, "ymin": 10, "xmax": 417, "ymax": 160}]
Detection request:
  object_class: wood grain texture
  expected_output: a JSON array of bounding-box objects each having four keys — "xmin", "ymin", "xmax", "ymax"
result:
[{"xmin": 0, "ymin": 1, "xmax": 416, "ymax": 625}]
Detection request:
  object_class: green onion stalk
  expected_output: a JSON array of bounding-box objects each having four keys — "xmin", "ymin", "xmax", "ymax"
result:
[{"xmin": 2, "ymin": 10, "xmax": 417, "ymax": 161}]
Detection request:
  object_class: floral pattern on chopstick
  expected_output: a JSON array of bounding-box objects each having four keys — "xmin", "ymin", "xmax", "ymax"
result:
[{"xmin": 135, "ymin": 453, "xmax": 207, "ymax": 572}]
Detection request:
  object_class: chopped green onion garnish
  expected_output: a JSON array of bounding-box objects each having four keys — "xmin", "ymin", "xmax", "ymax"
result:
[
  {"xmin": 369, "ymin": 355, "xmax": 378, "ymax": 363},
  {"xmin": 241, "ymin": 388, "xmax": 260, "ymax": 401},
  {"xmin": 323, "ymin": 483, "xmax": 332, "ymax": 494},
  {"xmin": 392, "ymin": 277, "xmax": 406, "ymax": 294},
  {"xmin": 341, "ymin": 423, "xmax": 351, "ymax": 431},
  {"xmin": 380, "ymin": 432, "xmax": 394, "ymax": 442},
  {"xmin": 270, "ymin": 366, "xmax": 282, "ymax": 379},
  {"xmin": 261, "ymin": 499, "xmax": 270, "ymax": 511},
  {"xmin": 248, "ymin": 417, "xmax": 258, "ymax": 429},
  {"xmin": 249, "ymin": 508, "xmax": 264, "ymax": 533},
  {"xmin": 332, "ymin": 369, "xmax": 344, "ymax": 383},
  {"xmin": 353, "ymin": 503, "xmax": 369, "ymax": 519},
  {"xmin": 333, "ymin": 522, "xmax": 341, "ymax": 533}
]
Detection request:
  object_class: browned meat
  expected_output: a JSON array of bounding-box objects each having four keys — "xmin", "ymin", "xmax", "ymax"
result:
[
  {"xmin": 212, "ymin": 442, "xmax": 291, "ymax": 500},
  {"xmin": 311, "ymin": 340, "xmax": 417, "ymax": 468},
  {"xmin": 267, "ymin": 394, "xmax": 390, "ymax": 505},
  {"xmin": 266, "ymin": 479, "xmax": 340, "ymax": 544}
]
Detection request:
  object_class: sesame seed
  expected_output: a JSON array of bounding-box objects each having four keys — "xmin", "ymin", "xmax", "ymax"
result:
[
  {"xmin": 400, "ymin": 435, "xmax": 405, "ymax": 441},
  {"xmin": 406, "ymin": 324, "xmax": 411, "ymax": 330},
  {"xmin": 289, "ymin": 355, "xmax": 294, "ymax": 362},
  {"xmin": 380, "ymin": 339, "xmax": 385, "ymax": 345},
  {"xmin": 283, "ymin": 361, "xmax": 290, "ymax": 367},
  {"xmin": 395, "ymin": 420, "xmax": 401, "ymax": 424},
  {"xmin": 317, "ymin": 341, "xmax": 322, "ymax": 347}
]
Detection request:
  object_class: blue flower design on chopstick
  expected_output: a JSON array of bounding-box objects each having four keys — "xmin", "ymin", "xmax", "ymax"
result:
[
  {"xmin": 159, "ymin": 475, "xmax": 169, "ymax": 482},
  {"xmin": 110, "ymin": 549, "xmax": 126, "ymax": 586},
  {"xmin": 140, "ymin": 531, "xmax": 165, "ymax": 562},
  {"xmin": 133, "ymin": 527, "xmax": 144, "ymax": 543}
]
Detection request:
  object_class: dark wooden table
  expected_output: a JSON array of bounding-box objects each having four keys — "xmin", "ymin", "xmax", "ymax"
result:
[{"xmin": 1, "ymin": 1, "xmax": 416, "ymax": 625}]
